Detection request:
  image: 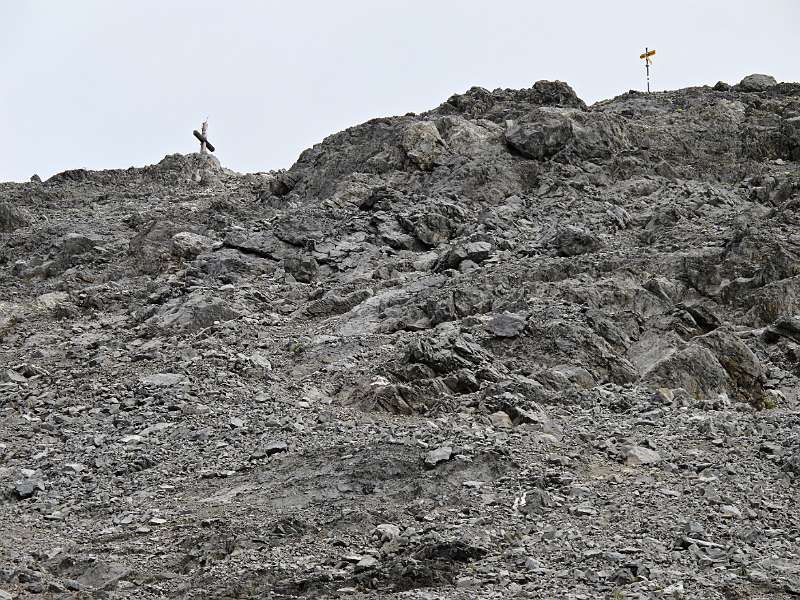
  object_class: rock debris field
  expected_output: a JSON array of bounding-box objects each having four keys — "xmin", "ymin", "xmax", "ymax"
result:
[{"xmin": 1, "ymin": 73, "xmax": 800, "ymax": 599}]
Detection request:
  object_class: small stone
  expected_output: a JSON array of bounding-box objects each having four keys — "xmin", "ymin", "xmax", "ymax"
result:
[
  {"xmin": 683, "ymin": 521, "xmax": 705, "ymax": 538},
  {"xmin": 663, "ymin": 581, "xmax": 685, "ymax": 597},
  {"xmin": 486, "ymin": 313, "xmax": 526, "ymax": 338},
  {"xmin": 653, "ymin": 388, "xmax": 674, "ymax": 403},
  {"xmin": 37, "ymin": 291, "xmax": 69, "ymax": 309},
  {"xmin": 764, "ymin": 389, "xmax": 785, "ymax": 407},
  {"xmin": 719, "ymin": 504, "xmax": 742, "ymax": 519},
  {"xmin": 171, "ymin": 232, "xmax": 213, "ymax": 259},
  {"xmin": 24, "ymin": 583, "xmax": 44, "ymax": 594},
  {"xmin": 571, "ymin": 501, "xmax": 597, "ymax": 516},
  {"xmin": 458, "ymin": 259, "xmax": 479, "ymax": 273},
  {"xmin": 138, "ymin": 423, "xmax": 172, "ymax": 437},
  {"xmin": 489, "ymin": 411, "xmax": 514, "ymax": 429},
  {"xmin": 14, "ymin": 480, "xmax": 37, "ymax": 499},
  {"xmin": 139, "ymin": 373, "xmax": 186, "ymax": 387},
  {"xmin": 4, "ymin": 369, "xmax": 26, "ymax": 384},
  {"xmin": 230, "ymin": 417, "xmax": 245, "ymax": 428},
  {"xmin": 262, "ymin": 441, "xmax": 288, "ymax": 456},
  {"xmin": 463, "ymin": 480, "xmax": 485, "ymax": 489},
  {"xmin": 355, "ymin": 556, "xmax": 379, "ymax": 571},
  {"xmin": 425, "ymin": 446, "xmax": 452, "ymax": 468},
  {"xmin": 374, "ymin": 524, "xmax": 401, "ymax": 542},
  {"xmin": 456, "ymin": 577, "xmax": 480, "ymax": 589},
  {"xmin": 248, "ymin": 352, "xmax": 272, "ymax": 371},
  {"xmin": 525, "ymin": 557, "xmax": 543, "ymax": 571},
  {"xmin": 624, "ymin": 446, "xmax": 661, "ymax": 466},
  {"xmin": 342, "ymin": 554, "xmax": 363, "ymax": 563}
]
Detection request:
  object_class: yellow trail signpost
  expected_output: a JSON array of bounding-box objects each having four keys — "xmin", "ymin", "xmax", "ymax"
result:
[{"xmin": 640, "ymin": 48, "xmax": 656, "ymax": 93}]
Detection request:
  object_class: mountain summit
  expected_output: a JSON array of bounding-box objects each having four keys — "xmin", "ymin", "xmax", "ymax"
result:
[{"xmin": 1, "ymin": 74, "xmax": 800, "ymax": 598}]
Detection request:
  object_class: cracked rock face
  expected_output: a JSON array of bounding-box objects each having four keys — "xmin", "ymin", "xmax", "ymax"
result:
[{"xmin": 2, "ymin": 75, "xmax": 800, "ymax": 599}]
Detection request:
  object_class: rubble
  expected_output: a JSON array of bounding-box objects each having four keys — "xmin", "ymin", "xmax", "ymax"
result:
[{"xmin": 1, "ymin": 77, "xmax": 800, "ymax": 599}]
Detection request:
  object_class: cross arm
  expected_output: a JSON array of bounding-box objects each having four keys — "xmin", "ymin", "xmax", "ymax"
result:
[{"xmin": 193, "ymin": 130, "xmax": 216, "ymax": 153}]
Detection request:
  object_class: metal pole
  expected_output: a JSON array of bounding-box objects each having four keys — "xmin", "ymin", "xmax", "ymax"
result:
[{"xmin": 645, "ymin": 47, "xmax": 650, "ymax": 93}]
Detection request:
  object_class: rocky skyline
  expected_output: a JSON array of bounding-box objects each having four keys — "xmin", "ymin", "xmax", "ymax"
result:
[{"xmin": 1, "ymin": 73, "xmax": 799, "ymax": 599}]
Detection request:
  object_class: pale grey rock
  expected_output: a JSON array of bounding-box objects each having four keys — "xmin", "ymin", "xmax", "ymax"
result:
[
  {"xmin": 261, "ymin": 441, "xmax": 288, "ymax": 456},
  {"xmin": 623, "ymin": 446, "xmax": 661, "ymax": 466},
  {"xmin": 355, "ymin": 556, "xmax": 379, "ymax": 571},
  {"xmin": 554, "ymin": 225, "xmax": 603, "ymax": 256},
  {"xmin": 489, "ymin": 410, "xmax": 514, "ymax": 428},
  {"xmin": 171, "ymin": 232, "xmax": 213, "ymax": 259},
  {"xmin": 401, "ymin": 121, "xmax": 449, "ymax": 170},
  {"xmin": 37, "ymin": 291, "xmax": 69, "ymax": 309},
  {"xmin": 738, "ymin": 73, "xmax": 777, "ymax": 91},
  {"xmin": 486, "ymin": 313, "xmax": 526, "ymax": 338},
  {"xmin": 425, "ymin": 446, "xmax": 453, "ymax": 467},
  {"xmin": 139, "ymin": 373, "xmax": 186, "ymax": 387}
]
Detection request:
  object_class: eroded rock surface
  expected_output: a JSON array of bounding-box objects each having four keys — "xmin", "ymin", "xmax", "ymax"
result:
[{"xmin": 2, "ymin": 77, "xmax": 800, "ymax": 599}]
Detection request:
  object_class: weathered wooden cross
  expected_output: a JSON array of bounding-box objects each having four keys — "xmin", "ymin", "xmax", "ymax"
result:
[{"xmin": 193, "ymin": 120, "xmax": 216, "ymax": 153}]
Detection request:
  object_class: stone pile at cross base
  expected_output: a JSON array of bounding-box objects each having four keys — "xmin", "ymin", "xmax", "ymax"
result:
[{"xmin": 1, "ymin": 74, "xmax": 800, "ymax": 599}]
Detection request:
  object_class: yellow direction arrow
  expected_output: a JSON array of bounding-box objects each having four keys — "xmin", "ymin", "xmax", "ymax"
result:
[{"xmin": 639, "ymin": 49, "xmax": 656, "ymax": 59}]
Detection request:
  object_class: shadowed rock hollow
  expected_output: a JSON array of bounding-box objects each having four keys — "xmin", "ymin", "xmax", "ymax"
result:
[{"xmin": 1, "ymin": 74, "xmax": 800, "ymax": 599}]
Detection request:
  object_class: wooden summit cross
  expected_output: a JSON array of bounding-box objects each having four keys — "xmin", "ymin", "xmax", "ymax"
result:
[{"xmin": 193, "ymin": 120, "xmax": 216, "ymax": 153}]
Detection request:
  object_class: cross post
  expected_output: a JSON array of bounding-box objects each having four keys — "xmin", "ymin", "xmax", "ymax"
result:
[{"xmin": 192, "ymin": 120, "xmax": 216, "ymax": 153}]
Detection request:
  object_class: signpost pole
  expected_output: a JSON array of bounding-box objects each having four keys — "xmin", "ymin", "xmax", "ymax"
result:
[{"xmin": 639, "ymin": 48, "xmax": 655, "ymax": 93}]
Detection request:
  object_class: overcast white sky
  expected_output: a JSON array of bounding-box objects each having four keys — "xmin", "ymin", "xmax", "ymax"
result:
[{"xmin": 1, "ymin": 1, "xmax": 797, "ymax": 182}]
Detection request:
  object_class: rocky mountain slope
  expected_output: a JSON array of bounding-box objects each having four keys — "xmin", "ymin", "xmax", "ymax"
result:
[{"xmin": 1, "ymin": 73, "xmax": 800, "ymax": 599}]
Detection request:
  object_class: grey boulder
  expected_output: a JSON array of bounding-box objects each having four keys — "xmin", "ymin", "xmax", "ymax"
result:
[{"xmin": 738, "ymin": 73, "xmax": 777, "ymax": 92}]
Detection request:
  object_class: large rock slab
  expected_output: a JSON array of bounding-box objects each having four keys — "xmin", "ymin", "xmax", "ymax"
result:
[
  {"xmin": 147, "ymin": 292, "xmax": 239, "ymax": 332},
  {"xmin": 642, "ymin": 328, "xmax": 766, "ymax": 405}
]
